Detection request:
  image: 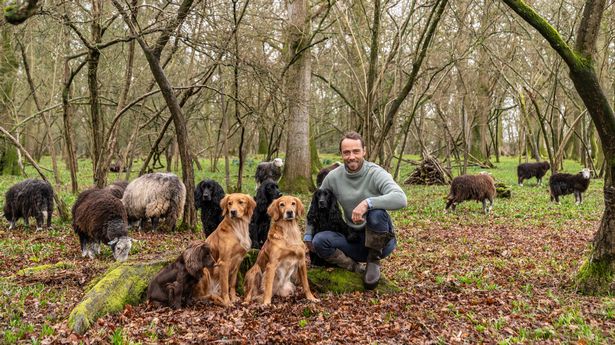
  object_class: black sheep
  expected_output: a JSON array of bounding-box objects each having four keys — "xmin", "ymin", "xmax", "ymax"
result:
[
  {"xmin": 3, "ymin": 179, "xmax": 54, "ymax": 230},
  {"xmin": 104, "ymin": 180, "xmax": 129, "ymax": 199},
  {"xmin": 194, "ymin": 179, "xmax": 225, "ymax": 237},
  {"xmin": 254, "ymin": 158, "xmax": 284, "ymax": 187},
  {"xmin": 72, "ymin": 188, "xmax": 132, "ymax": 261},
  {"xmin": 306, "ymin": 188, "xmax": 350, "ymax": 267},
  {"xmin": 316, "ymin": 162, "xmax": 341, "ymax": 187},
  {"xmin": 445, "ymin": 173, "xmax": 496, "ymax": 214},
  {"xmin": 549, "ymin": 168, "xmax": 591, "ymax": 204},
  {"xmin": 249, "ymin": 179, "xmax": 282, "ymax": 249},
  {"xmin": 517, "ymin": 161, "xmax": 550, "ymax": 186}
]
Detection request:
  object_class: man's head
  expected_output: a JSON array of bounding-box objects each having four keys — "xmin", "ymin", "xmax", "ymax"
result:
[{"xmin": 339, "ymin": 131, "xmax": 366, "ymax": 173}]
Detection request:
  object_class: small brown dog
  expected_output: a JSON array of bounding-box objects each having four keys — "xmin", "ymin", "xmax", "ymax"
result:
[
  {"xmin": 147, "ymin": 241, "xmax": 214, "ymax": 309},
  {"xmin": 244, "ymin": 195, "xmax": 319, "ymax": 305},
  {"xmin": 193, "ymin": 193, "xmax": 256, "ymax": 306}
]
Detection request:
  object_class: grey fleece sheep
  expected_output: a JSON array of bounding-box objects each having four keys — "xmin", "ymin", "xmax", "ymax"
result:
[
  {"xmin": 517, "ymin": 161, "xmax": 550, "ymax": 186},
  {"xmin": 255, "ymin": 158, "xmax": 284, "ymax": 187},
  {"xmin": 122, "ymin": 173, "xmax": 186, "ymax": 231},
  {"xmin": 72, "ymin": 188, "xmax": 132, "ymax": 261},
  {"xmin": 549, "ymin": 168, "xmax": 591, "ymax": 204},
  {"xmin": 445, "ymin": 172, "xmax": 496, "ymax": 214},
  {"xmin": 3, "ymin": 179, "xmax": 54, "ymax": 231}
]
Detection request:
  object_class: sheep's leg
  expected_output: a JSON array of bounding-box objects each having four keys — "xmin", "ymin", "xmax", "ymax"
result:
[
  {"xmin": 579, "ymin": 192, "xmax": 583, "ymax": 204},
  {"xmin": 35, "ymin": 211, "xmax": 45, "ymax": 231},
  {"xmin": 46, "ymin": 208, "xmax": 52, "ymax": 228},
  {"xmin": 518, "ymin": 176, "xmax": 523, "ymax": 186},
  {"xmin": 444, "ymin": 199, "xmax": 453, "ymax": 213},
  {"xmin": 482, "ymin": 199, "xmax": 488, "ymax": 214},
  {"xmin": 79, "ymin": 235, "xmax": 88, "ymax": 257},
  {"xmin": 537, "ymin": 177, "xmax": 542, "ymax": 186},
  {"xmin": 488, "ymin": 198, "xmax": 494, "ymax": 213},
  {"xmin": 92, "ymin": 242, "xmax": 101, "ymax": 255},
  {"xmin": 8, "ymin": 218, "xmax": 15, "ymax": 230},
  {"xmin": 151, "ymin": 217, "xmax": 159, "ymax": 231}
]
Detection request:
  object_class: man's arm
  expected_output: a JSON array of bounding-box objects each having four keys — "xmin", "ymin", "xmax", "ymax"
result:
[{"xmin": 368, "ymin": 169, "xmax": 407, "ymax": 210}]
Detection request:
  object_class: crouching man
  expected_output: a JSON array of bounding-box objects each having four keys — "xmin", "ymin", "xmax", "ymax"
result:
[{"xmin": 304, "ymin": 131, "xmax": 407, "ymax": 289}]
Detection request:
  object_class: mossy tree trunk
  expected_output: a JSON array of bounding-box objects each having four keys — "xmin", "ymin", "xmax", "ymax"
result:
[
  {"xmin": 501, "ymin": 0, "xmax": 615, "ymax": 295},
  {"xmin": 2, "ymin": 0, "xmax": 39, "ymax": 24},
  {"xmin": 0, "ymin": 26, "xmax": 20, "ymax": 176},
  {"xmin": 278, "ymin": 0, "xmax": 314, "ymax": 194}
]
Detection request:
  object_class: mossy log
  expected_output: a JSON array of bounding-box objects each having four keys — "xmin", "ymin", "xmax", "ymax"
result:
[
  {"xmin": 495, "ymin": 182, "xmax": 512, "ymax": 198},
  {"xmin": 68, "ymin": 258, "xmax": 171, "ymax": 334},
  {"xmin": 307, "ymin": 267, "xmax": 399, "ymax": 294}
]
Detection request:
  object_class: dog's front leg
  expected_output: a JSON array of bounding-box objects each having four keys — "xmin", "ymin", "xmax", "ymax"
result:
[
  {"xmin": 262, "ymin": 260, "xmax": 279, "ymax": 305},
  {"xmin": 243, "ymin": 265, "xmax": 261, "ymax": 303},
  {"xmin": 217, "ymin": 260, "xmax": 231, "ymax": 306},
  {"xmin": 229, "ymin": 259, "xmax": 242, "ymax": 303},
  {"xmin": 298, "ymin": 260, "xmax": 319, "ymax": 302}
]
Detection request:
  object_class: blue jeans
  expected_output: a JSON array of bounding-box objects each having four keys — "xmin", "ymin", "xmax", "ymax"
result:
[{"xmin": 311, "ymin": 209, "xmax": 396, "ymax": 263}]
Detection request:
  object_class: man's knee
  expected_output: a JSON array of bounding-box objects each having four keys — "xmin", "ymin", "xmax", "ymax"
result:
[
  {"xmin": 312, "ymin": 231, "xmax": 336, "ymax": 258},
  {"xmin": 366, "ymin": 209, "xmax": 391, "ymax": 232}
]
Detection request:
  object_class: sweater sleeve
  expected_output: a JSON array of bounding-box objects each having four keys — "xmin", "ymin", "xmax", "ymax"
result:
[{"xmin": 369, "ymin": 168, "xmax": 407, "ymax": 210}]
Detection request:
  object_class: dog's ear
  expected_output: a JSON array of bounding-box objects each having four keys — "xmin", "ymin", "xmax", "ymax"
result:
[
  {"xmin": 220, "ymin": 194, "xmax": 230, "ymax": 216},
  {"xmin": 183, "ymin": 242, "xmax": 206, "ymax": 277},
  {"xmin": 200, "ymin": 243, "xmax": 215, "ymax": 268},
  {"xmin": 245, "ymin": 195, "xmax": 256, "ymax": 219},
  {"xmin": 214, "ymin": 182, "xmax": 225, "ymax": 202},
  {"xmin": 294, "ymin": 197, "xmax": 305, "ymax": 218},
  {"xmin": 194, "ymin": 182, "xmax": 203, "ymax": 209},
  {"xmin": 267, "ymin": 198, "xmax": 281, "ymax": 221}
]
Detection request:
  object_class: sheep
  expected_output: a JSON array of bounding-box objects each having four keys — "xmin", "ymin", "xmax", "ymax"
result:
[
  {"xmin": 549, "ymin": 168, "xmax": 591, "ymax": 205},
  {"xmin": 3, "ymin": 179, "xmax": 54, "ymax": 231},
  {"xmin": 72, "ymin": 188, "xmax": 132, "ymax": 261},
  {"xmin": 122, "ymin": 172, "xmax": 186, "ymax": 231},
  {"xmin": 517, "ymin": 161, "xmax": 550, "ymax": 186},
  {"xmin": 445, "ymin": 172, "xmax": 496, "ymax": 214},
  {"xmin": 254, "ymin": 158, "xmax": 284, "ymax": 187},
  {"xmin": 104, "ymin": 180, "xmax": 129, "ymax": 199},
  {"xmin": 316, "ymin": 162, "xmax": 341, "ymax": 187}
]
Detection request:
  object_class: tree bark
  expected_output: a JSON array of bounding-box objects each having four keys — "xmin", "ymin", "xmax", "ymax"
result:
[{"xmin": 278, "ymin": 0, "xmax": 314, "ymax": 193}]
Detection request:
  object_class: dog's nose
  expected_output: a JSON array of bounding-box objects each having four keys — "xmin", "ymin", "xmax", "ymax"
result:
[
  {"xmin": 230, "ymin": 209, "xmax": 237, "ymax": 217},
  {"xmin": 318, "ymin": 201, "xmax": 327, "ymax": 208},
  {"xmin": 285, "ymin": 211, "xmax": 294, "ymax": 219}
]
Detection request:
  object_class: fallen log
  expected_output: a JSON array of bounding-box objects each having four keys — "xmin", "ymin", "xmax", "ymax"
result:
[
  {"xmin": 68, "ymin": 258, "xmax": 171, "ymax": 334},
  {"xmin": 308, "ymin": 267, "xmax": 400, "ymax": 294}
]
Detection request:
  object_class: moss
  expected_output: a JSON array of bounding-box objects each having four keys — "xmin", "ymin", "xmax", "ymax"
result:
[
  {"xmin": 575, "ymin": 257, "xmax": 615, "ymax": 296},
  {"xmin": 307, "ymin": 267, "xmax": 400, "ymax": 294},
  {"xmin": 68, "ymin": 258, "xmax": 171, "ymax": 334},
  {"xmin": 495, "ymin": 183, "xmax": 512, "ymax": 199},
  {"xmin": 15, "ymin": 262, "xmax": 74, "ymax": 276}
]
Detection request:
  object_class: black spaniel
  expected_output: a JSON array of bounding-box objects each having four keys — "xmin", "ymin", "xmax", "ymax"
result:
[
  {"xmin": 249, "ymin": 179, "xmax": 282, "ymax": 249},
  {"xmin": 194, "ymin": 179, "xmax": 225, "ymax": 237},
  {"xmin": 307, "ymin": 188, "xmax": 351, "ymax": 267}
]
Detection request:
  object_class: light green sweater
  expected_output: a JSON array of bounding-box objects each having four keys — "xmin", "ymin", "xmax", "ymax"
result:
[{"xmin": 304, "ymin": 161, "xmax": 407, "ymax": 241}]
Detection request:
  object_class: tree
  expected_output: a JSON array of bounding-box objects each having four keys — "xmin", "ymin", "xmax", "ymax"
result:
[
  {"xmin": 278, "ymin": 0, "xmax": 314, "ymax": 193},
  {"xmin": 501, "ymin": 0, "xmax": 615, "ymax": 294}
]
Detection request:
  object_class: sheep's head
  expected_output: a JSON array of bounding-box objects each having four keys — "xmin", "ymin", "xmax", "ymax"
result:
[
  {"xmin": 273, "ymin": 158, "xmax": 284, "ymax": 168},
  {"xmin": 581, "ymin": 168, "xmax": 591, "ymax": 179},
  {"xmin": 109, "ymin": 236, "xmax": 133, "ymax": 262}
]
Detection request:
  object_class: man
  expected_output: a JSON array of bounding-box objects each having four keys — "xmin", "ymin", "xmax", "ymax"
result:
[{"xmin": 304, "ymin": 131, "xmax": 407, "ymax": 289}]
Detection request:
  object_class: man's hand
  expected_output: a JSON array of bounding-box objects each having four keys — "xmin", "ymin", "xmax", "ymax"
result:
[{"xmin": 351, "ymin": 200, "xmax": 369, "ymax": 224}]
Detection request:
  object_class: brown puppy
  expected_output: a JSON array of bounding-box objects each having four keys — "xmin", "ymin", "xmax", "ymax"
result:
[
  {"xmin": 244, "ymin": 196, "xmax": 319, "ymax": 305},
  {"xmin": 147, "ymin": 241, "xmax": 214, "ymax": 309},
  {"xmin": 193, "ymin": 193, "xmax": 256, "ymax": 306}
]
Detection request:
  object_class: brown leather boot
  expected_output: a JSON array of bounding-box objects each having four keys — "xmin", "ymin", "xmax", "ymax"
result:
[
  {"xmin": 364, "ymin": 229, "xmax": 395, "ymax": 290},
  {"xmin": 324, "ymin": 249, "xmax": 364, "ymax": 274}
]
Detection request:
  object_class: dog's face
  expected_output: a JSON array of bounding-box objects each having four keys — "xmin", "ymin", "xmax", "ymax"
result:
[
  {"xmin": 262, "ymin": 180, "xmax": 282, "ymax": 201},
  {"xmin": 184, "ymin": 242, "xmax": 215, "ymax": 277},
  {"xmin": 221, "ymin": 193, "xmax": 256, "ymax": 220},
  {"xmin": 315, "ymin": 189, "xmax": 335, "ymax": 209},
  {"xmin": 268, "ymin": 196, "xmax": 304, "ymax": 221}
]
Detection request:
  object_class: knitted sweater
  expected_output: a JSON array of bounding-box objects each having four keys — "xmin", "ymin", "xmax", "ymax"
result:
[{"xmin": 304, "ymin": 161, "xmax": 407, "ymax": 241}]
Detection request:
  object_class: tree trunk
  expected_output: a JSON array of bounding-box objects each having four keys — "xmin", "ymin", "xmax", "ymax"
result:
[
  {"xmin": 88, "ymin": 0, "xmax": 103, "ymax": 181},
  {"xmin": 278, "ymin": 0, "xmax": 314, "ymax": 194}
]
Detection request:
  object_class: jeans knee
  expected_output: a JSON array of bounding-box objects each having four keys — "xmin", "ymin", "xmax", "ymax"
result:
[
  {"xmin": 366, "ymin": 209, "xmax": 391, "ymax": 232},
  {"xmin": 312, "ymin": 232, "xmax": 333, "ymax": 258}
]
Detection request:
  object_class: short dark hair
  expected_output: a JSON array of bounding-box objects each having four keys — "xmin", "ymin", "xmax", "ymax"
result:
[{"xmin": 339, "ymin": 131, "xmax": 365, "ymax": 152}]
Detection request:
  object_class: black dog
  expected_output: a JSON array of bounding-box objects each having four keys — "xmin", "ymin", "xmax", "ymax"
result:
[
  {"xmin": 307, "ymin": 188, "xmax": 351, "ymax": 267},
  {"xmin": 147, "ymin": 241, "xmax": 215, "ymax": 309},
  {"xmin": 249, "ymin": 179, "xmax": 282, "ymax": 249},
  {"xmin": 194, "ymin": 179, "xmax": 225, "ymax": 237}
]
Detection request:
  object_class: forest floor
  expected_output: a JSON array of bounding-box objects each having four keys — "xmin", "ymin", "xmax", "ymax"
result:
[{"xmin": 1, "ymin": 157, "xmax": 613, "ymax": 344}]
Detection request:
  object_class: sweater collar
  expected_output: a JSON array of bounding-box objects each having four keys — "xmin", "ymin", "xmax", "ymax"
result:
[{"xmin": 344, "ymin": 160, "xmax": 370, "ymax": 179}]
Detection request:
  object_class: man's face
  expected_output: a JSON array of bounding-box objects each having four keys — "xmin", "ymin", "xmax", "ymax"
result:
[{"xmin": 341, "ymin": 138, "xmax": 366, "ymax": 173}]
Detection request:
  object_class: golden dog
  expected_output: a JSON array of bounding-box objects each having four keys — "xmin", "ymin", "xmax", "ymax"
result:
[
  {"xmin": 194, "ymin": 193, "xmax": 255, "ymax": 306},
  {"xmin": 244, "ymin": 196, "xmax": 319, "ymax": 305}
]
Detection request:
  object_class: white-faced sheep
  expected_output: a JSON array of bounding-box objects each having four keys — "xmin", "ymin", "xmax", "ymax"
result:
[
  {"xmin": 122, "ymin": 173, "xmax": 186, "ymax": 231},
  {"xmin": 255, "ymin": 158, "xmax": 283, "ymax": 187},
  {"xmin": 3, "ymin": 179, "xmax": 54, "ymax": 231},
  {"xmin": 517, "ymin": 161, "xmax": 550, "ymax": 186},
  {"xmin": 445, "ymin": 172, "xmax": 496, "ymax": 214},
  {"xmin": 549, "ymin": 168, "xmax": 591, "ymax": 205},
  {"xmin": 72, "ymin": 188, "xmax": 132, "ymax": 261}
]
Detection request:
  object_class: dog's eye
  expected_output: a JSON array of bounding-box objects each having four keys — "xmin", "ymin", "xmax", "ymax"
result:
[
  {"xmin": 291, "ymin": 202, "xmax": 296, "ymax": 206},
  {"xmin": 279, "ymin": 203, "xmax": 285, "ymax": 207},
  {"xmin": 239, "ymin": 200, "xmax": 244, "ymax": 204}
]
